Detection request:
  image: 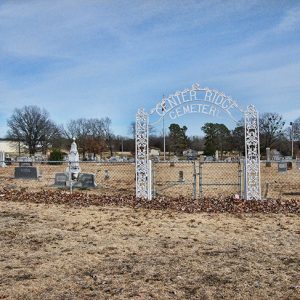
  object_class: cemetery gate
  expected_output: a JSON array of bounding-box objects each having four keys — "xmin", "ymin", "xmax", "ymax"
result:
[
  {"xmin": 136, "ymin": 83, "xmax": 261, "ymax": 200},
  {"xmin": 152, "ymin": 160, "xmax": 243, "ymax": 199}
]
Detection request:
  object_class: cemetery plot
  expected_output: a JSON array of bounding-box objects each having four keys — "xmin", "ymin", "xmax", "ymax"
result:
[
  {"xmin": 260, "ymin": 162, "xmax": 300, "ymax": 199},
  {"xmin": 153, "ymin": 161, "xmax": 241, "ymax": 199},
  {"xmin": 154, "ymin": 162, "xmax": 196, "ymax": 198},
  {"xmin": 199, "ymin": 162, "xmax": 241, "ymax": 198},
  {"xmin": 0, "ymin": 161, "xmax": 299, "ymax": 200},
  {"xmin": 80, "ymin": 162, "xmax": 135, "ymax": 195}
]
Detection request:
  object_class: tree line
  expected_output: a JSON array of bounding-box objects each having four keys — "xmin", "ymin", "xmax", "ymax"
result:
[{"xmin": 5, "ymin": 105, "xmax": 300, "ymax": 158}]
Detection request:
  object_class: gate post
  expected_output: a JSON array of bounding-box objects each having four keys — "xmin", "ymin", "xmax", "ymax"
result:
[
  {"xmin": 244, "ymin": 105, "xmax": 261, "ymax": 200},
  {"xmin": 135, "ymin": 108, "xmax": 151, "ymax": 199}
]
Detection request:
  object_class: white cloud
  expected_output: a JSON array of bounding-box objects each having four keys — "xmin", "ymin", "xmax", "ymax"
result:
[
  {"xmin": 276, "ymin": 4, "xmax": 300, "ymax": 32},
  {"xmin": 0, "ymin": 0, "xmax": 300, "ymax": 138}
]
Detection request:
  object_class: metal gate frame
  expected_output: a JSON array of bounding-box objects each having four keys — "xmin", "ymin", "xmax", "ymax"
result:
[
  {"xmin": 151, "ymin": 160, "xmax": 242, "ymax": 199},
  {"xmin": 198, "ymin": 160, "xmax": 243, "ymax": 199},
  {"xmin": 136, "ymin": 97, "xmax": 261, "ymax": 200}
]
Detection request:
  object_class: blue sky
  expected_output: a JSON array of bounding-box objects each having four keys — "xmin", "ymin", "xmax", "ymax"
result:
[{"xmin": 0, "ymin": 0, "xmax": 300, "ymax": 137}]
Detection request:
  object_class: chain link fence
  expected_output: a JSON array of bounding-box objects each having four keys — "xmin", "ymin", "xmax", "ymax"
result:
[
  {"xmin": 153, "ymin": 161, "xmax": 242, "ymax": 199},
  {"xmin": 260, "ymin": 160, "xmax": 300, "ymax": 200},
  {"xmin": 153, "ymin": 161, "xmax": 197, "ymax": 198},
  {"xmin": 0, "ymin": 161, "xmax": 136, "ymax": 196},
  {"xmin": 0, "ymin": 160, "xmax": 299, "ymax": 200}
]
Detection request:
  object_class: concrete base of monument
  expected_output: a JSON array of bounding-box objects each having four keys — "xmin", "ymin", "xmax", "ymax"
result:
[
  {"xmin": 54, "ymin": 168, "xmax": 97, "ymax": 189},
  {"xmin": 64, "ymin": 173, "xmax": 97, "ymax": 189}
]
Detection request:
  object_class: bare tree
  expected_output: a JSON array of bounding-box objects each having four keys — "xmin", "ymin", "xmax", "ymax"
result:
[
  {"xmin": 7, "ymin": 105, "xmax": 60, "ymax": 155},
  {"xmin": 64, "ymin": 118, "xmax": 107, "ymax": 157},
  {"xmin": 129, "ymin": 121, "xmax": 155, "ymax": 140},
  {"xmin": 102, "ymin": 117, "xmax": 114, "ymax": 156},
  {"xmin": 128, "ymin": 121, "xmax": 136, "ymax": 139},
  {"xmin": 259, "ymin": 113, "xmax": 285, "ymax": 151}
]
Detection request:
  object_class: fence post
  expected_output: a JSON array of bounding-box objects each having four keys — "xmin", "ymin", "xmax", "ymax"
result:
[
  {"xmin": 68, "ymin": 161, "xmax": 73, "ymax": 194},
  {"xmin": 199, "ymin": 162, "xmax": 203, "ymax": 199},
  {"xmin": 152, "ymin": 161, "xmax": 156, "ymax": 198},
  {"xmin": 238, "ymin": 160, "xmax": 242, "ymax": 198},
  {"xmin": 148, "ymin": 160, "xmax": 152, "ymax": 200},
  {"xmin": 193, "ymin": 161, "xmax": 196, "ymax": 200}
]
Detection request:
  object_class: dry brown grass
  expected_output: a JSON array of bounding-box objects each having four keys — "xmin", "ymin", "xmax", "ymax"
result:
[{"xmin": 0, "ymin": 200, "xmax": 299, "ymax": 299}]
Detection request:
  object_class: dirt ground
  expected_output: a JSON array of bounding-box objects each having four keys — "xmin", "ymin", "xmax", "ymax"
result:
[{"xmin": 0, "ymin": 200, "xmax": 299, "ymax": 300}]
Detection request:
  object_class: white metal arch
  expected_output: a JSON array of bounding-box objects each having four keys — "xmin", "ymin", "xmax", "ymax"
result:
[{"xmin": 136, "ymin": 83, "xmax": 261, "ymax": 200}]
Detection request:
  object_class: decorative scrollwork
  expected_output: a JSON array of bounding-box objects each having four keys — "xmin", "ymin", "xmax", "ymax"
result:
[
  {"xmin": 192, "ymin": 83, "xmax": 201, "ymax": 90},
  {"xmin": 135, "ymin": 109, "xmax": 149, "ymax": 199},
  {"xmin": 244, "ymin": 105, "xmax": 261, "ymax": 200},
  {"xmin": 136, "ymin": 89, "xmax": 261, "ymax": 201}
]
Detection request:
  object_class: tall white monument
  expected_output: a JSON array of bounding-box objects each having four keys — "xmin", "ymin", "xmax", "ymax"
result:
[{"xmin": 67, "ymin": 138, "xmax": 81, "ymax": 180}]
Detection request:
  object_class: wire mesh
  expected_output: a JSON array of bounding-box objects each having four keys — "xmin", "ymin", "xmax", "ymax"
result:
[
  {"xmin": 153, "ymin": 161, "xmax": 196, "ymax": 198},
  {"xmin": 198, "ymin": 161, "xmax": 242, "ymax": 198},
  {"xmin": 0, "ymin": 160, "xmax": 299, "ymax": 200},
  {"xmin": 0, "ymin": 161, "xmax": 136, "ymax": 196},
  {"xmin": 260, "ymin": 160, "xmax": 300, "ymax": 200}
]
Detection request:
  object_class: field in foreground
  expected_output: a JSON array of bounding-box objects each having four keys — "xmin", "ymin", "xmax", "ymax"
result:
[{"xmin": 0, "ymin": 200, "xmax": 299, "ymax": 300}]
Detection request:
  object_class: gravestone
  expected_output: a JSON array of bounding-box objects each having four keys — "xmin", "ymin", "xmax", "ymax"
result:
[
  {"xmin": 297, "ymin": 161, "xmax": 300, "ymax": 170},
  {"xmin": 78, "ymin": 173, "xmax": 96, "ymax": 188},
  {"xmin": 278, "ymin": 162, "xmax": 287, "ymax": 172},
  {"xmin": 54, "ymin": 173, "xmax": 68, "ymax": 186},
  {"xmin": 266, "ymin": 147, "xmax": 271, "ymax": 167},
  {"xmin": 104, "ymin": 170, "xmax": 110, "ymax": 180},
  {"xmin": 178, "ymin": 171, "xmax": 184, "ymax": 182},
  {"xmin": 170, "ymin": 155, "xmax": 178, "ymax": 167},
  {"xmin": 15, "ymin": 166, "xmax": 39, "ymax": 179}
]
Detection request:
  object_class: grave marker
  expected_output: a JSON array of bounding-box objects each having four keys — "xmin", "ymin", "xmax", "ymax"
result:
[
  {"xmin": 15, "ymin": 166, "xmax": 39, "ymax": 179},
  {"xmin": 278, "ymin": 162, "xmax": 287, "ymax": 172},
  {"xmin": 78, "ymin": 173, "xmax": 96, "ymax": 188},
  {"xmin": 54, "ymin": 173, "xmax": 68, "ymax": 186},
  {"xmin": 104, "ymin": 170, "xmax": 110, "ymax": 180},
  {"xmin": 266, "ymin": 147, "xmax": 271, "ymax": 167},
  {"xmin": 178, "ymin": 171, "xmax": 184, "ymax": 182}
]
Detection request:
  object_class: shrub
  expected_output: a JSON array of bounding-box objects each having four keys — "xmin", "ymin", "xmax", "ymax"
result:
[{"xmin": 49, "ymin": 149, "xmax": 64, "ymax": 165}]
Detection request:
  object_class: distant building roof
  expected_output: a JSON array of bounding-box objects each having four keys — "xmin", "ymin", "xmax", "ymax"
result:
[{"xmin": 0, "ymin": 140, "xmax": 26, "ymax": 154}]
